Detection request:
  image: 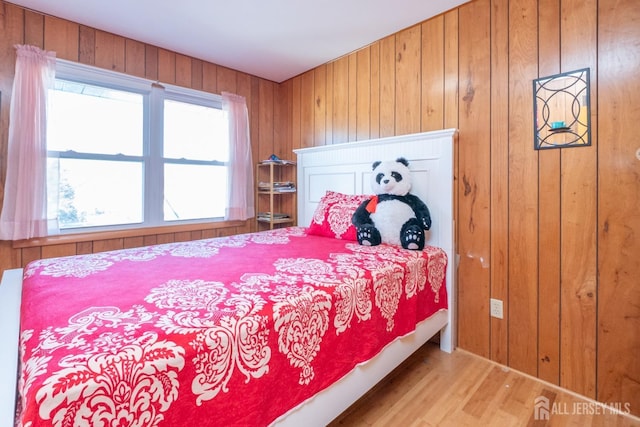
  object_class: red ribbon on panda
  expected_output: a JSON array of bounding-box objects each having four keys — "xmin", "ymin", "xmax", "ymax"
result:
[{"xmin": 365, "ymin": 195, "xmax": 378, "ymax": 213}]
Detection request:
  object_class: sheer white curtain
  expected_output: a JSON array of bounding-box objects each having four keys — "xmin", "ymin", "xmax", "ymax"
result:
[
  {"xmin": 222, "ymin": 92, "xmax": 254, "ymax": 221},
  {"xmin": 0, "ymin": 45, "xmax": 57, "ymax": 240}
]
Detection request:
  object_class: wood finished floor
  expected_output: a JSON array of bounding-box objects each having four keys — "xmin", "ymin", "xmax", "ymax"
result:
[{"xmin": 328, "ymin": 343, "xmax": 640, "ymax": 427}]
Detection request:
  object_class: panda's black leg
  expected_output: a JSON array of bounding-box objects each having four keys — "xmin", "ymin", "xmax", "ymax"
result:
[
  {"xmin": 357, "ymin": 224, "xmax": 382, "ymax": 246},
  {"xmin": 401, "ymin": 220, "xmax": 425, "ymax": 250}
]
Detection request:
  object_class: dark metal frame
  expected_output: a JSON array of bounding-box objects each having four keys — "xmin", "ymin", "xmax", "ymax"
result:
[{"xmin": 533, "ymin": 68, "xmax": 591, "ymax": 150}]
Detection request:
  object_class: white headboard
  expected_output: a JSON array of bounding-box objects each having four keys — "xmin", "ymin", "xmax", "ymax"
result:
[{"xmin": 294, "ymin": 128, "xmax": 457, "ymax": 350}]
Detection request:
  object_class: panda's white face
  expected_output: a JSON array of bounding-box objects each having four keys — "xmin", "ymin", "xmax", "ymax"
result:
[{"xmin": 370, "ymin": 160, "xmax": 412, "ymax": 196}]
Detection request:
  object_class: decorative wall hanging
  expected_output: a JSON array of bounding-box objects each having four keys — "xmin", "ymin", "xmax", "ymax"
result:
[{"xmin": 533, "ymin": 68, "xmax": 590, "ymax": 150}]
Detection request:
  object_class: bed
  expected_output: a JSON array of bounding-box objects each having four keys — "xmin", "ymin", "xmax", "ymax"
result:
[{"xmin": 0, "ymin": 128, "xmax": 457, "ymax": 427}]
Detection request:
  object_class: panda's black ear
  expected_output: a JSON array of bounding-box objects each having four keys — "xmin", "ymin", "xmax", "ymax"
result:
[
  {"xmin": 396, "ymin": 157, "xmax": 409, "ymax": 167},
  {"xmin": 372, "ymin": 160, "xmax": 382, "ymax": 170}
]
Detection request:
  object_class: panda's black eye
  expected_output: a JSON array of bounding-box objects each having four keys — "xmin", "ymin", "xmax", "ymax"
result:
[
  {"xmin": 376, "ymin": 173, "xmax": 384, "ymax": 184},
  {"xmin": 391, "ymin": 171, "xmax": 402, "ymax": 181}
]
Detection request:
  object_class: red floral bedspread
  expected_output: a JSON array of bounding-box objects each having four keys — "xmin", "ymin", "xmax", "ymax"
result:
[{"xmin": 16, "ymin": 227, "xmax": 447, "ymax": 427}]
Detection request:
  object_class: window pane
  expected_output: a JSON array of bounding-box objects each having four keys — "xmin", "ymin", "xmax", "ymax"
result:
[
  {"xmin": 48, "ymin": 80, "xmax": 143, "ymax": 156},
  {"xmin": 164, "ymin": 100, "xmax": 228, "ymax": 161},
  {"xmin": 44, "ymin": 62, "xmax": 233, "ymax": 233},
  {"xmin": 164, "ymin": 164, "xmax": 226, "ymax": 221},
  {"xmin": 54, "ymin": 159, "xmax": 143, "ymax": 228}
]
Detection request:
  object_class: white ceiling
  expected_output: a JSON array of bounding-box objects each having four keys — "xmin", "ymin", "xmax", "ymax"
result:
[{"xmin": 8, "ymin": 0, "xmax": 470, "ymax": 83}]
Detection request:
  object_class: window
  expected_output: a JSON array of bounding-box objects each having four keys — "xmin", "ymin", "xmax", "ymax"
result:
[
  {"xmin": 47, "ymin": 60, "xmax": 228, "ymax": 233},
  {"xmin": 162, "ymin": 99, "xmax": 228, "ymax": 221}
]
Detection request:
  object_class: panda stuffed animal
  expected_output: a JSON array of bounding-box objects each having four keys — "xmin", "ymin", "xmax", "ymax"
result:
[{"xmin": 351, "ymin": 157, "xmax": 431, "ymax": 250}]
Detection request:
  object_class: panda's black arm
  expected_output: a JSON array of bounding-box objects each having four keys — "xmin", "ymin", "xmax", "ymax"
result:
[
  {"xmin": 351, "ymin": 199, "xmax": 374, "ymax": 226},
  {"xmin": 406, "ymin": 194, "xmax": 432, "ymax": 230}
]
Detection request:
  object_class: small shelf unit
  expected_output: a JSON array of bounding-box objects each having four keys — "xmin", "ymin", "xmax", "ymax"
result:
[{"xmin": 255, "ymin": 161, "xmax": 297, "ymax": 230}]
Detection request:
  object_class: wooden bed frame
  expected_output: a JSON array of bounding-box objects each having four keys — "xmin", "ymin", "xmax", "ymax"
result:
[{"xmin": 0, "ymin": 128, "xmax": 457, "ymax": 427}]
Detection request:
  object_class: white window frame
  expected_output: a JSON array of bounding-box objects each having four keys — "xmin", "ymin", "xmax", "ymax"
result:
[{"xmin": 51, "ymin": 59, "xmax": 225, "ymax": 234}]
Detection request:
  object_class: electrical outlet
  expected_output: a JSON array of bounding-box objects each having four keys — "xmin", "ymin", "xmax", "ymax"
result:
[{"xmin": 490, "ymin": 298, "xmax": 503, "ymax": 319}]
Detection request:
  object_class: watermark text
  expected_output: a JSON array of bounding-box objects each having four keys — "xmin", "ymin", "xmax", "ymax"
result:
[{"xmin": 534, "ymin": 395, "xmax": 631, "ymax": 420}]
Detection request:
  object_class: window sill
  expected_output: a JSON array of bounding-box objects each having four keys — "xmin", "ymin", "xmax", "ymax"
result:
[{"xmin": 11, "ymin": 220, "xmax": 248, "ymax": 249}]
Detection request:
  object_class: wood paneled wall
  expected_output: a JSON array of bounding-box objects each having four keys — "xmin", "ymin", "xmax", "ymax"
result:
[
  {"xmin": 0, "ymin": 1, "xmax": 289, "ymax": 273},
  {"xmin": 282, "ymin": 0, "xmax": 640, "ymax": 416},
  {"xmin": 1, "ymin": 0, "xmax": 638, "ymax": 418}
]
